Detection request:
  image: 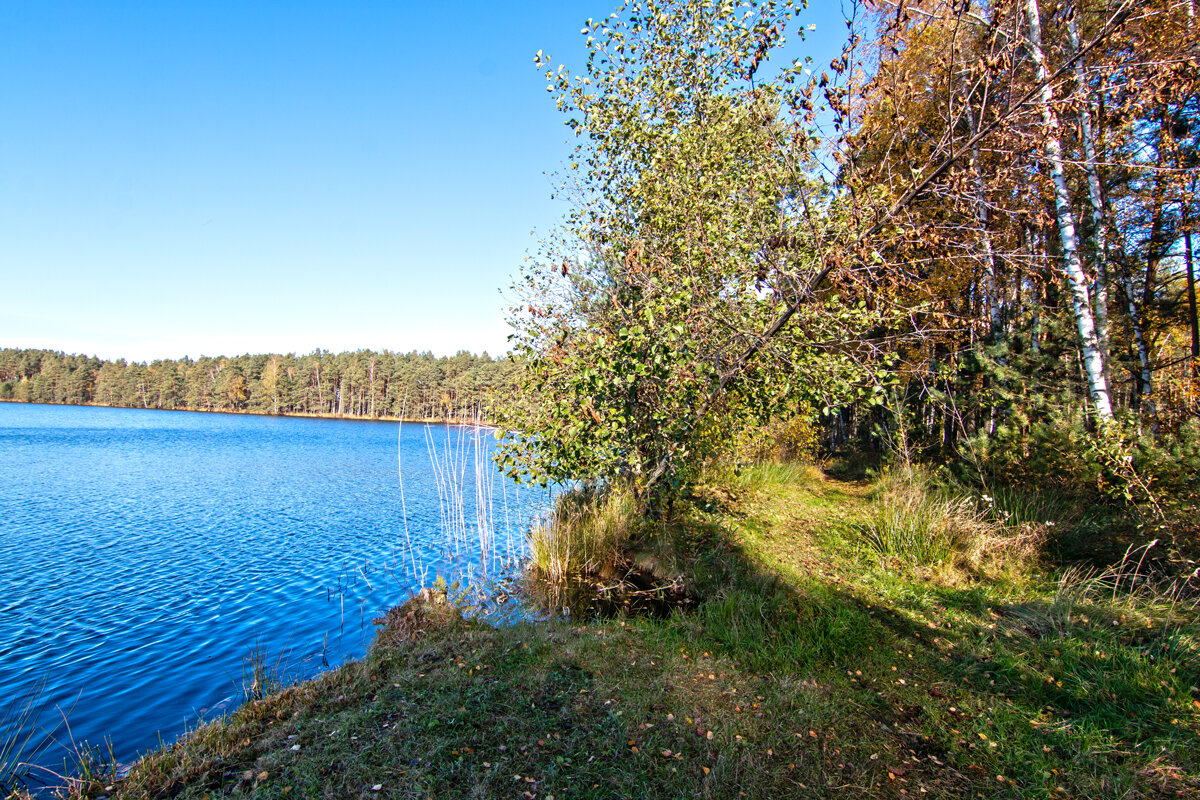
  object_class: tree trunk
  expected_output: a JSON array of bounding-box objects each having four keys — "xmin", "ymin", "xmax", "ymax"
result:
[
  {"xmin": 1143, "ymin": 161, "xmax": 1170, "ymax": 313},
  {"xmin": 1118, "ymin": 270, "xmax": 1154, "ymax": 413},
  {"xmin": 1026, "ymin": 226, "xmax": 1041, "ymax": 353},
  {"xmin": 1067, "ymin": 9, "xmax": 1112, "ymax": 385},
  {"xmin": 1186, "ymin": 227, "xmax": 1199, "ymax": 379},
  {"xmin": 1024, "ymin": 0, "xmax": 1113, "ymax": 420},
  {"xmin": 965, "ymin": 103, "xmax": 1003, "ymax": 341}
]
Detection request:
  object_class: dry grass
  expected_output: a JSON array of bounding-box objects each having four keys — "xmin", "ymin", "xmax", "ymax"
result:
[
  {"xmin": 858, "ymin": 468, "xmax": 1049, "ymax": 574},
  {"xmin": 527, "ymin": 484, "xmax": 639, "ymax": 582}
]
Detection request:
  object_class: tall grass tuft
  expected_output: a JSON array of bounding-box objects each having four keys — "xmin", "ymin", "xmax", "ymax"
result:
[
  {"xmin": 1004, "ymin": 540, "xmax": 1198, "ymax": 638},
  {"xmin": 726, "ymin": 461, "xmax": 823, "ymax": 496},
  {"xmin": 860, "ymin": 482, "xmax": 975, "ymax": 564},
  {"xmin": 528, "ymin": 484, "xmax": 639, "ymax": 583},
  {"xmin": 0, "ymin": 681, "xmax": 54, "ymax": 794},
  {"xmin": 859, "ymin": 468, "xmax": 1001, "ymax": 567},
  {"xmin": 985, "ymin": 484, "xmax": 1078, "ymax": 531},
  {"xmin": 240, "ymin": 641, "xmax": 285, "ymax": 703}
]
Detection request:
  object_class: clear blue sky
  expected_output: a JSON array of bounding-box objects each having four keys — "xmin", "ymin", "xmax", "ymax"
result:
[{"xmin": 1, "ymin": 1, "xmax": 846, "ymax": 362}]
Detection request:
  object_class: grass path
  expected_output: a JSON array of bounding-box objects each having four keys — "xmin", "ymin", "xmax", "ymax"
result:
[{"xmin": 71, "ymin": 466, "xmax": 1199, "ymax": 799}]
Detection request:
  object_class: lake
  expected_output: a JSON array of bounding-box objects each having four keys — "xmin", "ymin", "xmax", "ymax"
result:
[{"xmin": 0, "ymin": 402, "xmax": 550, "ymax": 785}]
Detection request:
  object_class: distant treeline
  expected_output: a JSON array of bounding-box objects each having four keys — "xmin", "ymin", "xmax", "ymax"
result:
[{"xmin": 0, "ymin": 347, "xmax": 518, "ymax": 420}]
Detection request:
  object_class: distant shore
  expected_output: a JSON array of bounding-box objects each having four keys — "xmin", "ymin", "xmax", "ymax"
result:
[{"xmin": 0, "ymin": 398, "xmax": 490, "ymax": 426}]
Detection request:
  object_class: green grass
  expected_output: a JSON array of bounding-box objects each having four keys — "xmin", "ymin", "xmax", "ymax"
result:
[{"xmin": 71, "ymin": 465, "xmax": 1200, "ymax": 800}]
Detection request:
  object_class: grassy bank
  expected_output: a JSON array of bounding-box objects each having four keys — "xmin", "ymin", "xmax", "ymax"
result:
[{"xmin": 55, "ymin": 465, "xmax": 1200, "ymax": 799}]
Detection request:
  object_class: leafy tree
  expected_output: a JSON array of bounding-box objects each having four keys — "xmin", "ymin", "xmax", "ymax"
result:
[{"xmin": 497, "ymin": 0, "xmax": 891, "ymax": 509}]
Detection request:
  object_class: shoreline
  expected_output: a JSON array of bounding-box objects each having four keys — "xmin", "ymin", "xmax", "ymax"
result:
[{"xmin": 0, "ymin": 398, "xmax": 489, "ymax": 426}]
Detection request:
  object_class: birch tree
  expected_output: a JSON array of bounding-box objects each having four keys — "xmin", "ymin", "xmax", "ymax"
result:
[{"xmin": 1023, "ymin": 0, "xmax": 1114, "ymax": 419}]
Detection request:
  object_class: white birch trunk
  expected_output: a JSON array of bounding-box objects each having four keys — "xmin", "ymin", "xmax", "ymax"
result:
[
  {"xmin": 1024, "ymin": 0, "xmax": 1114, "ymax": 420},
  {"xmin": 1067, "ymin": 10, "xmax": 1112, "ymax": 382}
]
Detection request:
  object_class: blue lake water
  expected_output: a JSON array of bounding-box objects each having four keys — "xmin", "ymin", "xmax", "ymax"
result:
[{"xmin": 0, "ymin": 402, "xmax": 549, "ymax": 784}]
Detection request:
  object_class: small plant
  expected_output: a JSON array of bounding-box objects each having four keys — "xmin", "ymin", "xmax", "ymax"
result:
[
  {"xmin": 240, "ymin": 642, "xmax": 284, "ymax": 703},
  {"xmin": 372, "ymin": 583, "xmax": 467, "ymax": 648},
  {"xmin": 64, "ymin": 737, "xmax": 120, "ymax": 798}
]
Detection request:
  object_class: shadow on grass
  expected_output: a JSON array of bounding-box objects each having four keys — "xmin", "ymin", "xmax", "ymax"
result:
[{"xmin": 654, "ymin": 486, "xmax": 1200, "ymax": 799}]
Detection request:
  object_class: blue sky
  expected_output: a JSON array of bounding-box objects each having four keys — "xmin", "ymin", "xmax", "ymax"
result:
[{"xmin": 1, "ymin": 1, "xmax": 846, "ymax": 362}]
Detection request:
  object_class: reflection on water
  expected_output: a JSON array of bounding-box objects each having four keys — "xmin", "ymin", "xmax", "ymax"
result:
[{"xmin": 0, "ymin": 402, "xmax": 550, "ymax": 782}]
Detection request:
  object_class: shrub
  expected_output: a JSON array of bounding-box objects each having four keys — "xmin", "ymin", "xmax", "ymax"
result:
[{"xmin": 963, "ymin": 415, "xmax": 1200, "ymax": 558}]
